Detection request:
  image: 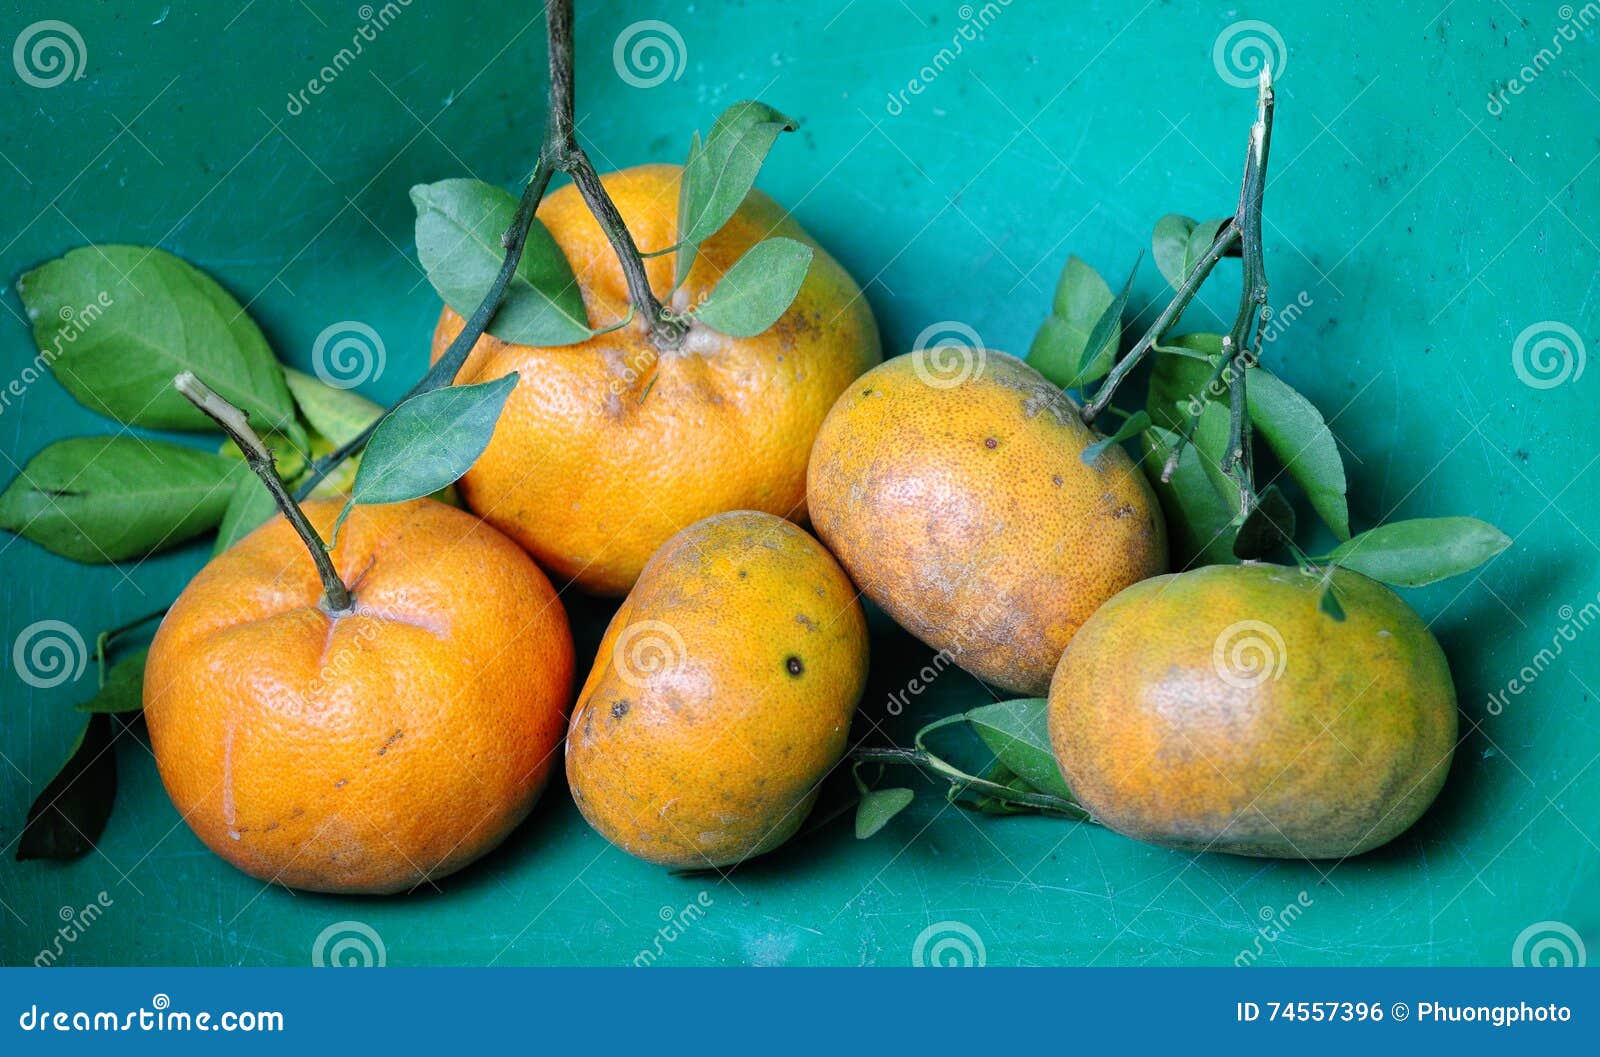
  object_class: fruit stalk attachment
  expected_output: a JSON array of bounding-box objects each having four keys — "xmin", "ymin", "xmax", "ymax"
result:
[
  {"xmin": 1079, "ymin": 66, "xmax": 1278, "ymax": 518},
  {"xmin": 175, "ymin": 372, "xmax": 353, "ymax": 614},
  {"xmin": 294, "ymin": 0, "xmax": 676, "ymax": 499}
]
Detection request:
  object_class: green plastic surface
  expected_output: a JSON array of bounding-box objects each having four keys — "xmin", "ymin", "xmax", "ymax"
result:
[{"xmin": 1, "ymin": 1, "xmax": 1596, "ymax": 967}]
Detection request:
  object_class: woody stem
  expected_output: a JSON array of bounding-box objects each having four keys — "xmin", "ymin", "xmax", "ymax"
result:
[{"xmin": 175, "ymin": 373, "xmax": 352, "ymax": 614}]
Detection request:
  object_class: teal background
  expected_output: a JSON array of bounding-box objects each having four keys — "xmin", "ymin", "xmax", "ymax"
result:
[{"xmin": 1, "ymin": 0, "xmax": 1596, "ymax": 966}]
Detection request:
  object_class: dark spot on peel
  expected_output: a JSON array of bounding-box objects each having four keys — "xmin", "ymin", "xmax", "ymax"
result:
[
  {"xmin": 984, "ymin": 437, "xmax": 998, "ymax": 449},
  {"xmin": 1052, "ymin": 475, "xmax": 1064, "ymax": 487},
  {"xmin": 738, "ymin": 569, "xmax": 748, "ymax": 579},
  {"xmin": 377, "ymin": 729, "xmax": 404, "ymax": 756},
  {"xmin": 335, "ymin": 778, "xmax": 348, "ymax": 789},
  {"xmin": 611, "ymin": 699, "xmax": 631, "ymax": 719},
  {"xmin": 795, "ymin": 613, "xmax": 818, "ymax": 631},
  {"xmin": 786, "ymin": 656, "xmax": 805, "ymax": 677}
]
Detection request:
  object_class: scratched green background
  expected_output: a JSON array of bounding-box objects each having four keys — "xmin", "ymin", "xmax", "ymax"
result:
[{"xmin": 1, "ymin": 0, "xmax": 1596, "ymax": 967}]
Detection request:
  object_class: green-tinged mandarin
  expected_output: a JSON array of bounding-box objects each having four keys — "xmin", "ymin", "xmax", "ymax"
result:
[{"xmin": 1048, "ymin": 563, "xmax": 1457, "ymax": 859}]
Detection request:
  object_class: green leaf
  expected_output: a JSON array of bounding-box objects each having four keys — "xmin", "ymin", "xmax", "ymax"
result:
[
  {"xmin": 1231, "ymin": 484, "xmax": 1296, "ymax": 560},
  {"xmin": 1320, "ymin": 582, "xmax": 1347, "ymax": 621},
  {"xmin": 1082, "ymin": 410, "xmax": 1151, "ymax": 466},
  {"xmin": 675, "ymin": 101, "xmax": 796, "ymax": 285},
  {"xmin": 1140, "ymin": 426, "xmax": 1239, "ymax": 566},
  {"xmin": 1153, "ymin": 215, "xmax": 1228, "ymax": 292},
  {"xmin": 283, "ymin": 368, "xmax": 383, "ymax": 447},
  {"xmin": 1247, "ymin": 368, "xmax": 1350, "ymax": 540},
  {"xmin": 1075, "ymin": 256, "xmax": 1138, "ymax": 384},
  {"xmin": 411, "ymin": 179, "xmax": 590, "ymax": 346},
  {"xmin": 213, "ymin": 474, "xmax": 280, "ymax": 554},
  {"xmin": 0, "ymin": 437, "xmax": 240, "ymax": 563},
  {"xmin": 348, "ymin": 373, "xmax": 519, "ymax": 510},
  {"xmin": 1026, "ymin": 255, "xmax": 1118, "ymax": 389},
  {"xmin": 692, "ymin": 237, "xmax": 813, "ymax": 338},
  {"xmin": 965, "ymin": 699, "xmax": 1073, "ymax": 800},
  {"xmin": 1326, "ymin": 517, "xmax": 1511, "ymax": 587},
  {"xmin": 854, "ymin": 787, "xmax": 914, "ymax": 839},
  {"xmin": 16, "ymin": 246, "xmax": 295, "ymax": 432},
  {"xmin": 76, "ymin": 650, "xmax": 148, "ymax": 714},
  {"xmin": 17, "ymin": 714, "xmax": 117, "ymax": 861},
  {"xmin": 672, "ymin": 130, "xmax": 703, "ymax": 285},
  {"xmin": 1146, "ymin": 333, "xmax": 1223, "ymax": 432}
]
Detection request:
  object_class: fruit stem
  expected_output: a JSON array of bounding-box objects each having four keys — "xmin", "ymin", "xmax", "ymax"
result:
[
  {"xmin": 175, "ymin": 373, "xmax": 353, "ymax": 615},
  {"xmin": 849, "ymin": 745, "xmax": 1093, "ymax": 820},
  {"xmin": 1080, "ymin": 64, "xmax": 1277, "ymax": 439},
  {"xmin": 543, "ymin": 0, "xmax": 681, "ymax": 351},
  {"xmin": 294, "ymin": 157, "xmax": 557, "ymax": 500},
  {"xmin": 1158, "ymin": 67, "xmax": 1276, "ymax": 492}
]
